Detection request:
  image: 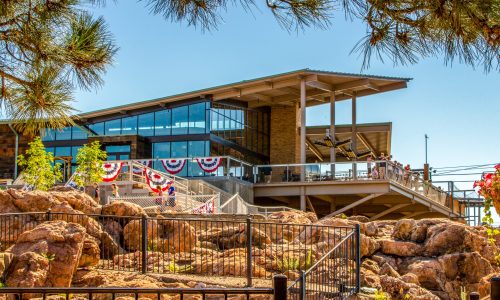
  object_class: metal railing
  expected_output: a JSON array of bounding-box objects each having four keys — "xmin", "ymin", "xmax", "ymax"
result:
[
  {"xmin": 288, "ymin": 224, "xmax": 360, "ymax": 300},
  {"xmin": 253, "ymin": 161, "xmax": 454, "ymax": 213},
  {"xmin": 220, "ymin": 194, "xmax": 295, "ymax": 217},
  {"xmin": 0, "ymin": 211, "xmax": 358, "ymax": 286},
  {"xmin": 0, "ymin": 286, "xmax": 279, "ymax": 300},
  {"xmin": 109, "ymin": 194, "xmax": 220, "ymax": 214}
]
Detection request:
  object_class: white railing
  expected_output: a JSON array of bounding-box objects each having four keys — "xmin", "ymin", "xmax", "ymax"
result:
[
  {"xmin": 220, "ymin": 193, "xmax": 294, "ymax": 217},
  {"xmin": 109, "ymin": 193, "xmax": 220, "ymax": 214},
  {"xmin": 253, "ymin": 161, "xmax": 451, "ymax": 210}
]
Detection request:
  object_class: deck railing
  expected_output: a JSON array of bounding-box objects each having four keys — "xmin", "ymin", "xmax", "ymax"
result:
[{"xmin": 253, "ymin": 161, "xmax": 454, "ymax": 213}]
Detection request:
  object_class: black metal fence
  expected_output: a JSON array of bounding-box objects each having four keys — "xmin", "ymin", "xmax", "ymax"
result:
[
  {"xmin": 0, "ymin": 285, "xmax": 281, "ymax": 300},
  {"xmin": 0, "ymin": 211, "xmax": 359, "ymax": 288},
  {"xmin": 287, "ymin": 225, "xmax": 360, "ymax": 300}
]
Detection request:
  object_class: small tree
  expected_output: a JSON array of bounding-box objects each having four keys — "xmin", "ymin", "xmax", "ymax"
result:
[
  {"xmin": 17, "ymin": 137, "xmax": 62, "ymax": 191},
  {"xmin": 74, "ymin": 141, "xmax": 107, "ymax": 187}
]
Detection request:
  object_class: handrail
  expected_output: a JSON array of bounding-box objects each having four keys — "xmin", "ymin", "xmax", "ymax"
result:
[{"xmin": 303, "ymin": 230, "xmax": 355, "ymax": 277}]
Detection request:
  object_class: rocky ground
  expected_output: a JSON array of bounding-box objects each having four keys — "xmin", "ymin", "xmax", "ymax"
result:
[{"xmin": 0, "ymin": 188, "xmax": 499, "ymax": 299}]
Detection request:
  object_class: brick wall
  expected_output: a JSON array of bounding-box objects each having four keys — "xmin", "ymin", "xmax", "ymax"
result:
[
  {"xmin": 269, "ymin": 104, "xmax": 301, "ymax": 164},
  {"xmin": 0, "ymin": 124, "xmax": 32, "ymax": 179}
]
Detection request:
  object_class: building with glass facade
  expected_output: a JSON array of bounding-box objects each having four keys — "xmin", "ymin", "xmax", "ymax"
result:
[{"xmin": 1, "ymin": 69, "xmax": 408, "ymax": 181}]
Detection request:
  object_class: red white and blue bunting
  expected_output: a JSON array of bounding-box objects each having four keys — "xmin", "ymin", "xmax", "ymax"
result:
[
  {"xmin": 192, "ymin": 198, "xmax": 215, "ymax": 214},
  {"xmin": 161, "ymin": 159, "xmax": 186, "ymax": 175},
  {"xmin": 102, "ymin": 162, "xmax": 123, "ymax": 182},
  {"xmin": 196, "ymin": 157, "xmax": 222, "ymax": 173},
  {"xmin": 145, "ymin": 169, "xmax": 172, "ymax": 193},
  {"xmin": 133, "ymin": 160, "xmax": 151, "ymax": 174}
]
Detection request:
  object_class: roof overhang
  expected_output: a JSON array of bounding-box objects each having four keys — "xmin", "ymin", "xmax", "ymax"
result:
[{"xmin": 77, "ymin": 69, "xmax": 411, "ymax": 119}]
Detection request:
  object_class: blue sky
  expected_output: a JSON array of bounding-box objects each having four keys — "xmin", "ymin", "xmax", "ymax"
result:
[{"xmin": 78, "ymin": 2, "xmax": 499, "ymax": 192}]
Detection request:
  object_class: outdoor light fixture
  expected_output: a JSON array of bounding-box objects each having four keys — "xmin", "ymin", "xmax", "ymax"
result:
[{"xmin": 324, "ymin": 129, "xmax": 335, "ymax": 147}]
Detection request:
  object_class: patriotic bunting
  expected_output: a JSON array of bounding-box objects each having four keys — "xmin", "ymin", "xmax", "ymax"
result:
[
  {"xmin": 145, "ymin": 169, "xmax": 172, "ymax": 193},
  {"xmin": 192, "ymin": 199, "xmax": 215, "ymax": 214},
  {"xmin": 102, "ymin": 162, "xmax": 123, "ymax": 182},
  {"xmin": 133, "ymin": 160, "xmax": 151, "ymax": 174},
  {"xmin": 196, "ymin": 157, "xmax": 222, "ymax": 173},
  {"xmin": 161, "ymin": 159, "xmax": 186, "ymax": 174}
]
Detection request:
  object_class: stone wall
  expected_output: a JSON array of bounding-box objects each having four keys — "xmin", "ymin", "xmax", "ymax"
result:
[
  {"xmin": 0, "ymin": 124, "xmax": 32, "ymax": 180},
  {"xmin": 269, "ymin": 104, "xmax": 301, "ymax": 164}
]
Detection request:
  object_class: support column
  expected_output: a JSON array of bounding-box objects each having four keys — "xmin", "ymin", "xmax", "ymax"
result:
[
  {"xmin": 351, "ymin": 93, "xmax": 357, "ymax": 179},
  {"xmin": 329, "ymin": 91, "xmax": 336, "ymax": 179},
  {"xmin": 300, "ymin": 78, "xmax": 306, "ymax": 211}
]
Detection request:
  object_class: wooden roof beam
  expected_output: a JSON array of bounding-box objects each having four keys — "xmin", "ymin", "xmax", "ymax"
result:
[{"xmin": 212, "ymin": 78, "xmax": 299, "ymax": 100}]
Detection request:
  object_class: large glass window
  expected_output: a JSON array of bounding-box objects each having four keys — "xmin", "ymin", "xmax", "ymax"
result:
[
  {"xmin": 89, "ymin": 122, "xmax": 104, "ymax": 136},
  {"xmin": 54, "ymin": 146, "xmax": 71, "ymax": 158},
  {"xmin": 171, "ymin": 106, "xmax": 188, "ymax": 135},
  {"xmin": 152, "ymin": 142, "xmax": 171, "ymax": 172},
  {"xmin": 121, "ymin": 116, "xmax": 137, "ymax": 135},
  {"xmin": 105, "ymin": 119, "xmax": 121, "ymax": 135},
  {"xmin": 138, "ymin": 112, "xmax": 154, "ymax": 136},
  {"xmin": 155, "ymin": 110, "xmax": 171, "ymax": 136},
  {"xmin": 171, "ymin": 141, "xmax": 188, "ymax": 176},
  {"xmin": 106, "ymin": 145, "xmax": 131, "ymax": 153},
  {"xmin": 71, "ymin": 146, "xmax": 82, "ymax": 163},
  {"xmin": 188, "ymin": 141, "xmax": 206, "ymax": 176},
  {"xmin": 56, "ymin": 127, "xmax": 72, "ymax": 141},
  {"xmin": 41, "ymin": 129, "xmax": 56, "ymax": 141},
  {"xmin": 188, "ymin": 103, "xmax": 206, "ymax": 134},
  {"xmin": 72, "ymin": 127, "xmax": 88, "ymax": 140}
]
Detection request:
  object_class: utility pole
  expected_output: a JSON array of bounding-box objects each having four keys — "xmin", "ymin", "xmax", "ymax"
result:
[
  {"xmin": 424, "ymin": 134, "xmax": 430, "ymax": 181},
  {"xmin": 425, "ymin": 134, "xmax": 429, "ymax": 164}
]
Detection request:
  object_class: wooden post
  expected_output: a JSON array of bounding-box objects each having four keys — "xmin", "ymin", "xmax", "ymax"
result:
[
  {"xmin": 330, "ymin": 91, "xmax": 336, "ymax": 178},
  {"xmin": 300, "ymin": 78, "xmax": 306, "ymax": 211},
  {"xmin": 351, "ymin": 93, "xmax": 357, "ymax": 179}
]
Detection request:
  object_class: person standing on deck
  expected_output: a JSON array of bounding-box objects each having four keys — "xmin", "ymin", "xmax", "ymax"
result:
[
  {"xmin": 367, "ymin": 155, "xmax": 373, "ymax": 178},
  {"xmin": 168, "ymin": 184, "xmax": 176, "ymax": 207},
  {"xmin": 379, "ymin": 154, "xmax": 387, "ymax": 179}
]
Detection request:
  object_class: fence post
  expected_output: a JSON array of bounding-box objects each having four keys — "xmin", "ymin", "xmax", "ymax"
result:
[
  {"xmin": 46, "ymin": 209, "xmax": 52, "ymax": 221},
  {"xmin": 491, "ymin": 277, "xmax": 500, "ymax": 299},
  {"xmin": 299, "ymin": 271, "xmax": 306, "ymax": 300},
  {"xmin": 141, "ymin": 215, "xmax": 148, "ymax": 274},
  {"xmin": 355, "ymin": 223, "xmax": 361, "ymax": 294},
  {"xmin": 273, "ymin": 274, "xmax": 287, "ymax": 300},
  {"xmin": 246, "ymin": 217, "xmax": 253, "ymax": 287},
  {"xmin": 469, "ymin": 292, "xmax": 479, "ymax": 300}
]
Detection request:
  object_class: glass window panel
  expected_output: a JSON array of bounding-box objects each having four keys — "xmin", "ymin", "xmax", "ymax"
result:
[
  {"xmin": 106, "ymin": 145, "xmax": 131, "ymax": 153},
  {"xmin": 72, "ymin": 127, "xmax": 88, "ymax": 140},
  {"xmin": 152, "ymin": 142, "xmax": 170, "ymax": 171},
  {"xmin": 155, "ymin": 110, "xmax": 171, "ymax": 136},
  {"xmin": 206, "ymin": 102, "xmax": 211, "ymax": 133},
  {"xmin": 105, "ymin": 119, "xmax": 121, "ymax": 135},
  {"xmin": 188, "ymin": 102, "xmax": 206, "ymax": 134},
  {"xmin": 55, "ymin": 146, "xmax": 71, "ymax": 157},
  {"xmin": 71, "ymin": 146, "xmax": 82, "ymax": 163},
  {"xmin": 171, "ymin": 141, "xmax": 187, "ymax": 176},
  {"xmin": 138, "ymin": 112, "xmax": 155, "ymax": 136},
  {"xmin": 45, "ymin": 147, "xmax": 55, "ymax": 156},
  {"xmin": 188, "ymin": 140, "xmax": 206, "ymax": 176},
  {"xmin": 171, "ymin": 141, "xmax": 187, "ymax": 157},
  {"xmin": 171, "ymin": 106, "xmax": 188, "ymax": 135},
  {"xmin": 89, "ymin": 122, "xmax": 104, "ymax": 136},
  {"xmin": 56, "ymin": 127, "xmax": 72, "ymax": 141},
  {"xmin": 41, "ymin": 129, "xmax": 56, "ymax": 141},
  {"xmin": 121, "ymin": 116, "xmax": 137, "ymax": 135}
]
